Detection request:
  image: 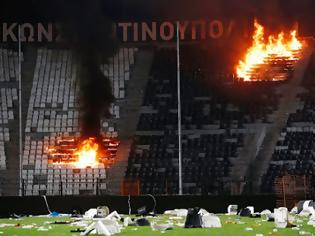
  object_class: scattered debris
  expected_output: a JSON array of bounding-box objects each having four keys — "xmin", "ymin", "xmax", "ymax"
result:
[
  {"xmin": 136, "ymin": 218, "xmax": 150, "ymax": 226},
  {"xmin": 83, "ymin": 209, "xmax": 98, "ymax": 219},
  {"xmin": 136, "ymin": 206, "xmax": 147, "ymax": 216},
  {"xmin": 292, "ymin": 226, "xmax": 300, "ymax": 230},
  {"xmin": 123, "ymin": 217, "xmax": 133, "ymax": 227},
  {"xmin": 184, "ymin": 208, "xmax": 202, "ymax": 228},
  {"xmin": 297, "ymin": 201, "xmax": 315, "ymax": 217},
  {"xmin": 94, "ymin": 206, "xmax": 110, "ymax": 218},
  {"xmin": 164, "ymin": 209, "xmax": 188, "ymax": 217},
  {"xmin": 53, "ymin": 221, "xmax": 73, "ymax": 224},
  {"xmin": 81, "ymin": 219, "xmax": 121, "ymax": 236},
  {"xmin": 151, "ymin": 222, "xmax": 173, "ymax": 231},
  {"xmin": 299, "ymin": 230, "xmax": 312, "ymax": 235},
  {"xmin": 236, "ymin": 221, "xmax": 245, "ymax": 225},
  {"xmin": 183, "ymin": 208, "xmax": 222, "ymax": 228},
  {"xmin": 10, "ymin": 214, "xmax": 24, "ymax": 219},
  {"xmin": 307, "ymin": 214, "xmax": 315, "ymax": 227},
  {"xmin": 49, "ymin": 211, "xmax": 60, "ymax": 217},
  {"xmin": 260, "ymin": 210, "xmax": 272, "ymax": 221},
  {"xmin": 227, "ymin": 205, "xmax": 238, "ymax": 215},
  {"xmin": 71, "ymin": 221, "xmax": 90, "ymax": 228},
  {"xmin": 225, "ymin": 220, "xmax": 237, "ymax": 224},
  {"xmin": 247, "ymin": 206, "xmax": 255, "ymax": 214},
  {"xmin": 291, "ymin": 206, "xmax": 298, "ymax": 214},
  {"xmin": 2, "ymin": 202, "xmax": 315, "ymax": 235},
  {"xmin": 71, "ymin": 209, "xmax": 83, "ymax": 218},
  {"xmin": 70, "ymin": 228, "xmax": 85, "ymax": 233},
  {"xmin": 175, "ymin": 223, "xmax": 185, "ymax": 227},
  {"xmin": 105, "ymin": 211, "xmax": 120, "ymax": 221},
  {"xmin": 274, "ymin": 207, "xmax": 288, "ymax": 228},
  {"xmin": 250, "ymin": 213, "xmax": 261, "ymax": 218},
  {"xmin": 37, "ymin": 226, "xmax": 49, "ymax": 231},
  {"xmin": 239, "ymin": 208, "xmax": 252, "ymax": 217},
  {"xmin": 169, "ymin": 216, "xmax": 183, "ymax": 220},
  {"xmin": 21, "ymin": 225, "xmax": 34, "ymax": 229},
  {"xmin": 201, "ymin": 214, "xmax": 221, "ymax": 228}
]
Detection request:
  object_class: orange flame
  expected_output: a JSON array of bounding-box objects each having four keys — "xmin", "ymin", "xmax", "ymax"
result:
[
  {"xmin": 73, "ymin": 138, "xmax": 99, "ymax": 168},
  {"xmin": 47, "ymin": 136, "xmax": 119, "ymax": 168},
  {"xmin": 236, "ymin": 20, "xmax": 303, "ymax": 81}
]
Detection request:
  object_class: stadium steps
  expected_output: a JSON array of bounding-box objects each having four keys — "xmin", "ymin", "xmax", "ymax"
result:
[
  {"xmin": 249, "ymin": 46, "xmax": 314, "ymax": 193},
  {"xmin": 0, "ymin": 45, "xmax": 37, "ymax": 196},
  {"xmin": 21, "ymin": 46, "xmax": 37, "ymax": 135},
  {"xmin": 229, "ymin": 128, "xmax": 266, "ymax": 194},
  {"xmin": 115, "ymin": 49, "xmax": 154, "ymax": 139},
  {"xmin": 0, "ymin": 118, "xmax": 20, "ymax": 196},
  {"xmin": 106, "ymin": 140, "xmax": 132, "ymax": 194},
  {"xmin": 106, "ymin": 49, "xmax": 154, "ymax": 195}
]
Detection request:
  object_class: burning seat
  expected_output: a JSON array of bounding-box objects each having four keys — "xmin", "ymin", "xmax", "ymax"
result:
[
  {"xmin": 47, "ymin": 136, "xmax": 119, "ymax": 168},
  {"xmin": 236, "ymin": 20, "xmax": 303, "ymax": 82}
]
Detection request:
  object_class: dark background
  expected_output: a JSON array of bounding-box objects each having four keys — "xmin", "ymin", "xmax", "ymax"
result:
[
  {"xmin": 1, "ymin": 0, "xmax": 314, "ymax": 36},
  {"xmin": 0, "ymin": 195, "xmax": 278, "ymax": 216}
]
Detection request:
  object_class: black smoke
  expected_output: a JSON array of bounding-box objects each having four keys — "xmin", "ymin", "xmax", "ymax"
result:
[{"xmin": 55, "ymin": 0, "xmax": 118, "ymax": 139}]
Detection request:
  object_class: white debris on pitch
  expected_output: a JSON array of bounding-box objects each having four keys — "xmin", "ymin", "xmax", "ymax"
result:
[
  {"xmin": 164, "ymin": 209, "xmax": 188, "ymax": 217},
  {"xmin": 151, "ymin": 222, "xmax": 173, "ymax": 231},
  {"xmin": 83, "ymin": 209, "xmax": 98, "ymax": 219},
  {"xmin": 81, "ymin": 220, "xmax": 121, "ymax": 236},
  {"xmin": 227, "ymin": 205, "xmax": 238, "ymax": 215},
  {"xmin": 198, "ymin": 209, "xmax": 222, "ymax": 228},
  {"xmin": 274, "ymin": 207, "xmax": 288, "ymax": 228}
]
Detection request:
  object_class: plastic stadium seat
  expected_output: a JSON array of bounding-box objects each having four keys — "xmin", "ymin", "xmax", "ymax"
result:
[{"xmin": 21, "ymin": 47, "xmax": 137, "ymax": 195}]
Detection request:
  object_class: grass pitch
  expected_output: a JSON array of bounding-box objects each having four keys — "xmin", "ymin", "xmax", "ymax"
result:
[{"xmin": 0, "ymin": 214, "xmax": 313, "ymax": 236}]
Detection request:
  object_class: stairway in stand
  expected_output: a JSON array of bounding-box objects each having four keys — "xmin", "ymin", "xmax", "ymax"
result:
[{"xmin": 106, "ymin": 49, "xmax": 154, "ymax": 195}]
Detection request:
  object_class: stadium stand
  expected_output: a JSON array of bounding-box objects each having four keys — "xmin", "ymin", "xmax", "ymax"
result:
[
  {"xmin": 0, "ymin": 48, "xmax": 21, "ymax": 170},
  {"xmin": 0, "ymin": 44, "xmax": 302, "ymax": 196},
  {"xmin": 124, "ymin": 47, "xmax": 281, "ymax": 195},
  {"xmin": 22, "ymin": 47, "xmax": 137, "ymax": 195},
  {"xmin": 261, "ymin": 52, "xmax": 315, "ymax": 193}
]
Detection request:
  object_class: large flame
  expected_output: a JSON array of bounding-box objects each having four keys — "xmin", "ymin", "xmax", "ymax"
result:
[
  {"xmin": 47, "ymin": 136, "xmax": 119, "ymax": 168},
  {"xmin": 74, "ymin": 138, "xmax": 99, "ymax": 168},
  {"xmin": 236, "ymin": 20, "xmax": 303, "ymax": 81}
]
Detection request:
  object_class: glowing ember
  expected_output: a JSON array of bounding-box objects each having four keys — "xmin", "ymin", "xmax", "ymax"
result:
[
  {"xmin": 74, "ymin": 138, "xmax": 99, "ymax": 168},
  {"xmin": 236, "ymin": 19, "xmax": 303, "ymax": 81}
]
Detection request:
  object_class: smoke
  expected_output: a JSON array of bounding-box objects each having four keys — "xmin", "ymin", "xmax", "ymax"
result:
[{"xmin": 55, "ymin": 0, "xmax": 118, "ymax": 139}]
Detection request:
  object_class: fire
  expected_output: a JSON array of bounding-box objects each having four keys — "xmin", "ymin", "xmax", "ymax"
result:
[
  {"xmin": 47, "ymin": 136, "xmax": 119, "ymax": 168},
  {"xmin": 236, "ymin": 20, "xmax": 303, "ymax": 81},
  {"xmin": 74, "ymin": 138, "xmax": 99, "ymax": 168}
]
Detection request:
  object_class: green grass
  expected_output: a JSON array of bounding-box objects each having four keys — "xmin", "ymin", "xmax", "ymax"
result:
[{"xmin": 0, "ymin": 214, "xmax": 313, "ymax": 236}]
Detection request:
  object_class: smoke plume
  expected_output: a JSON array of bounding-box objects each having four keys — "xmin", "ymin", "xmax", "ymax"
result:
[{"xmin": 56, "ymin": 0, "xmax": 118, "ymax": 139}]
